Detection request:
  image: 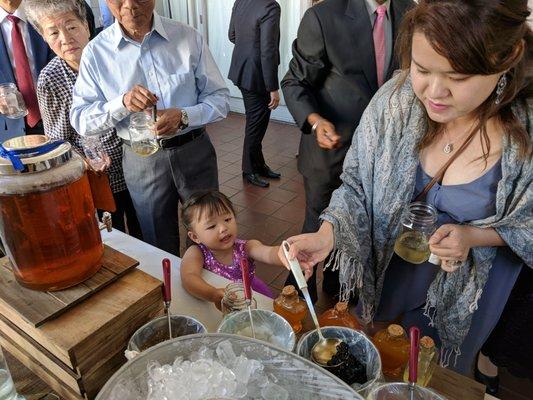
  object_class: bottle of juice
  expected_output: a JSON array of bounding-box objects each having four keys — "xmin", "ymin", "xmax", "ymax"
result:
[
  {"xmin": 273, "ymin": 285, "xmax": 308, "ymax": 333},
  {"xmin": 372, "ymin": 324, "xmax": 410, "ymax": 379},
  {"xmin": 318, "ymin": 302, "xmax": 361, "ymax": 330},
  {"xmin": 403, "ymin": 336, "xmax": 438, "ymax": 386}
]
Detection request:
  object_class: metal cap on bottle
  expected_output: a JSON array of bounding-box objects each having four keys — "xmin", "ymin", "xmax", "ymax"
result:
[{"xmin": 0, "ymin": 135, "xmax": 72, "ymax": 175}]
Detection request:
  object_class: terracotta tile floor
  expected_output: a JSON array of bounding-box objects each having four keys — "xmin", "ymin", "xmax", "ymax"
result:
[{"xmin": 194, "ymin": 112, "xmax": 533, "ymax": 400}]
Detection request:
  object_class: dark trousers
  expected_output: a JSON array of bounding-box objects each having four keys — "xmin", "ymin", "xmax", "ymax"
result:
[
  {"xmin": 240, "ymin": 88, "xmax": 271, "ymax": 174},
  {"xmin": 107, "ymin": 189, "xmax": 143, "ymax": 239},
  {"xmin": 284, "ymin": 175, "xmax": 342, "ymax": 303},
  {"xmin": 123, "ymin": 130, "xmax": 218, "ymax": 256}
]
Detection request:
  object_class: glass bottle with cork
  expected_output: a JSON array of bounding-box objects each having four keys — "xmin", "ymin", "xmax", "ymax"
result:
[
  {"xmin": 372, "ymin": 324, "xmax": 410, "ymax": 379},
  {"xmin": 273, "ymin": 285, "xmax": 308, "ymax": 333},
  {"xmin": 318, "ymin": 302, "xmax": 361, "ymax": 330},
  {"xmin": 403, "ymin": 336, "xmax": 438, "ymax": 386}
]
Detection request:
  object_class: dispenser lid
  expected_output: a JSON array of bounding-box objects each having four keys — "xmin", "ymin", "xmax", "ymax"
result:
[{"xmin": 0, "ymin": 135, "xmax": 73, "ymax": 174}]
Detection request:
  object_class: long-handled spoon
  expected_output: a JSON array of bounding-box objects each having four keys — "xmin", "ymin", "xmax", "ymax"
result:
[
  {"xmin": 408, "ymin": 326, "xmax": 421, "ymax": 400},
  {"xmin": 240, "ymin": 258, "xmax": 256, "ymax": 339},
  {"xmin": 162, "ymin": 258, "xmax": 172, "ymax": 340},
  {"xmin": 282, "ymin": 241, "xmax": 341, "ymax": 366}
]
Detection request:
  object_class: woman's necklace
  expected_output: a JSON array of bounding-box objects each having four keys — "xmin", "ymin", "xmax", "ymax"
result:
[{"xmin": 442, "ymin": 127, "xmax": 471, "ymax": 154}]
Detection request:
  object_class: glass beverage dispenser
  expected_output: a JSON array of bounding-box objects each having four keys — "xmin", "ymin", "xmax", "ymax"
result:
[{"xmin": 0, "ymin": 135, "xmax": 103, "ymax": 291}]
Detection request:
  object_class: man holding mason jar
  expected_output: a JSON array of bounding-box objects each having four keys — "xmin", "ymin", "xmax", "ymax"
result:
[{"xmin": 71, "ymin": 0, "xmax": 229, "ymax": 256}]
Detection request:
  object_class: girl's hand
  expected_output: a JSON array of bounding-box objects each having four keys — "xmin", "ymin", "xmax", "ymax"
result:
[
  {"xmin": 429, "ymin": 224, "xmax": 472, "ymax": 272},
  {"xmin": 212, "ymin": 288, "xmax": 226, "ymax": 311}
]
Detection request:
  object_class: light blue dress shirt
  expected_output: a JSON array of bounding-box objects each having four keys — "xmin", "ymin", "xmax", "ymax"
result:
[
  {"xmin": 70, "ymin": 13, "xmax": 230, "ymax": 140},
  {"xmin": 98, "ymin": 0, "xmax": 114, "ymax": 29}
]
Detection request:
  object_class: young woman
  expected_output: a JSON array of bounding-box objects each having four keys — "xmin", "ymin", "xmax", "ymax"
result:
[{"xmin": 280, "ymin": 0, "xmax": 531, "ymax": 374}]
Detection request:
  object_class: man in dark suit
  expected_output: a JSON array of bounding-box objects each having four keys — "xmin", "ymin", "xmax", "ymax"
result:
[
  {"xmin": 282, "ymin": 0, "xmax": 413, "ymax": 302},
  {"xmin": 0, "ymin": 0, "xmax": 54, "ymax": 142},
  {"xmin": 228, "ymin": 0, "xmax": 281, "ymax": 188}
]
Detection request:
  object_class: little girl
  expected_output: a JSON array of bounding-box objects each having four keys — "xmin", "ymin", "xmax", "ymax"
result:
[{"xmin": 180, "ymin": 190, "xmax": 285, "ymax": 309}]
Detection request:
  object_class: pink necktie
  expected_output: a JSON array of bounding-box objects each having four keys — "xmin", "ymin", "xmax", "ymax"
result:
[
  {"xmin": 373, "ymin": 5, "xmax": 387, "ymax": 87},
  {"xmin": 7, "ymin": 15, "xmax": 40, "ymax": 128}
]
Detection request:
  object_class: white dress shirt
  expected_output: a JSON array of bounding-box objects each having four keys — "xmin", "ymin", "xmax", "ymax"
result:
[
  {"xmin": 71, "ymin": 13, "xmax": 229, "ymax": 140},
  {"xmin": 0, "ymin": 6, "xmax": 38, "ymax": 85}
]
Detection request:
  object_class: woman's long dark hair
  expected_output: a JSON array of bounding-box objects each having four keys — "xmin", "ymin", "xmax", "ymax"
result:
[{"xmin": 396, "ymin": 0, "xmax": 532, "ymax": 159}]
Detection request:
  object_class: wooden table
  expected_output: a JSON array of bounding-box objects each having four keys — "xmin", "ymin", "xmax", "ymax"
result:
[{"xmin": 6, "ymin": 230, "xmax": 495, "ymax": 400}]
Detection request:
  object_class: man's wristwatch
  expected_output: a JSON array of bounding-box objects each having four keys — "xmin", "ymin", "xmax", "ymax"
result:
[{"xmin": 180, "ymin": 109, "xmax": 189, "ymax": 130}]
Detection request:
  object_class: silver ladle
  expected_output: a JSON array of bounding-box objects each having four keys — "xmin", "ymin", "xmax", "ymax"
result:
[{"xmin": 282, "ymin": 241, "xmax": 342, "ymax": 366}]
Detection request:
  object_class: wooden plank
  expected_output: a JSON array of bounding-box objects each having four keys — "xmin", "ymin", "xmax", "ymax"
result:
[
  {"xmin": 100, "ymin": 245, "xmax": 139, "ymax": 275},
  {"xmin": 73, "ymin": 288, "xmax": 163, "ymax": 374},
  {"xmin": 82, "ymin": 348, "xmax": 128, "ymax": 399},
  {"xmin": 82, "ymin": 267, "xmax": 116, "ymax": 291},
  {"xmin": 429, "ymin": 365, "xmax": 485, "ymax": 400},
  {"xmin": 0, "ymin": 244, "xmax": 140, "ymax": 327},
  {"xmin": 0, "ymin": 269, "xmax": 163, "ymax": 372},
  {"xmin": 0, "ymin": 259, "xmax": 65, "ymax": 325},
  {"xmin": 0, "ymin": 333, "xmax": 85, "ymax": 400},
  {"xmin": 0, "ymin": 314, "xmax": 81, "ymax": 393},
  {"xmin": 5, "ymin": 350, "xmax": 58, "ymax": 400}
]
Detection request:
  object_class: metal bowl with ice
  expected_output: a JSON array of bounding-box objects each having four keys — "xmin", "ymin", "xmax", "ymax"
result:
[
  {"xmin": 217, "ymin": 309, "xmax": 296, "ymax": 352},
  {"xmin": 367, "ymin": 383, "xmax": 448, "ymax": 400},
  {"xmin": 128, "ymin": 315, "xmax": 207, "ymax": 353},
  {"xmin": 96, "ymin": 333, "xmax": 364, "ymax": 400},
  {"xmin": 296, "ymin": 326, "xmax": 382, "ymax": 396}
]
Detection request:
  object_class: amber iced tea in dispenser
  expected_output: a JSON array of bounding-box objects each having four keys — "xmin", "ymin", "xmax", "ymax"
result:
[{"xmin": 0, "ymin": 136, "xmax": 103, "ymax": 291}]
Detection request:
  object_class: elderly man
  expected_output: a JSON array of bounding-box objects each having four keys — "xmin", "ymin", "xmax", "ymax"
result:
[
  {"xmin": 0, "ymin": 0, "xmax": 54, "ymax": 141},
  {"xmin": 71, "ymin": 0, "xmax": 229, "ymax": 255}
]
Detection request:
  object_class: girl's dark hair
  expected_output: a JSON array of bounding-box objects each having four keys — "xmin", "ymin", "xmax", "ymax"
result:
[
  {"xmin": 395, "ymin": 0, "xmax": 532, "ymax": 159},
  {"xmin": 181, "ymin": 190, "xmax": 235, "ymax": 230}
]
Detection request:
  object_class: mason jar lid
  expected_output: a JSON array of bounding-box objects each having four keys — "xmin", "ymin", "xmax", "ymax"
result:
[{"xmin": 0, "ymin": 135, "xmax": 72, "ymax": 175}]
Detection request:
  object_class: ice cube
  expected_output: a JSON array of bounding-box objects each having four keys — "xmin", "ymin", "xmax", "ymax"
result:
[
  {"xmin": 261, "ymin": 382, "xmax": 289, "ymax": 400},
  {"xmin": 216, "ymin": 340, "xmax": 237, "ymax": 367},
  {"xmin": 233, "ymin": 355, "xmax": 253, "ymax": 384}
]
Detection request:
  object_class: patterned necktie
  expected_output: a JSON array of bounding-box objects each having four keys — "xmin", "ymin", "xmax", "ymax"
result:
[
  {"xmin": 373, "ymin": 5, "xmax": 387, "ymax": 87},
  {"xmin": 7, "ymin": 15, "xmax": 41, "ymax": 128}
]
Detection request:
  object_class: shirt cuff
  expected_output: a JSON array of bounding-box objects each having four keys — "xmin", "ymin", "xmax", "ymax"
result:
[
  {"xmin": 182, "ymin": 105, "xmax": 202, "ymax": 128},
  {"xmin": 107, "ymin": 95, "xmax": 130, "ymax": 122}
]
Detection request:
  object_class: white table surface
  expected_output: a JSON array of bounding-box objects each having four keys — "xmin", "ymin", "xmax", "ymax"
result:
[{"xmin": 102, "ymin": 229, "xmax": 273, "ymax": 332}]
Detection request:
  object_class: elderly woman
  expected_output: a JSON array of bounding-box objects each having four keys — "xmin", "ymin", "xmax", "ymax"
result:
[
  {"xmin": 281, "ymin": 0, "xmax": 531, "ymax": 375},
  {"xmin": 24, "ymin": 0, "xmax": 141, "ymax": 238}
]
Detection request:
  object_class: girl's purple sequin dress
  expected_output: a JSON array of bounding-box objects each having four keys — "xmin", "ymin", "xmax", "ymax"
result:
[{"xmin": 198, "ymin": 239, "xmax": 273, "ymax": 298}]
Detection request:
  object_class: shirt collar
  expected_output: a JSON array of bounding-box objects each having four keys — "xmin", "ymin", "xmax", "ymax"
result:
[
  {"xmin": 364, "ymin": 0, "xmax": 391, "ymax": 18},
  {"xmin": 111, "ymin": 12, "xmax": 169, "ymax": 49},
  {"xmin": 0, "ymin": 6, "xmax": 28, "ymax": 24}
]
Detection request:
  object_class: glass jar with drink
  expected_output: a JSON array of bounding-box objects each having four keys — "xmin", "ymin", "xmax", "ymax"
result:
[
  {"xmin": 128, "ymin": 112, "xmax": 159, "ymax": 157},
  {"xmin": 221, "ymin": 282, "xmax": 257, "ymax": 316},
  {"xmin": 393, "ymin": 202, "xmax": 438, "ymax": 264},
  {"xmin": 0, "ymin": 83, "xmax": 27, "ymax": 120}
]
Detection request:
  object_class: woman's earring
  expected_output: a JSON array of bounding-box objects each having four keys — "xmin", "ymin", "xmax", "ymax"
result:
[{"xmin": 494, "ymin": 74, "xmax": 507, "ymax": 105}]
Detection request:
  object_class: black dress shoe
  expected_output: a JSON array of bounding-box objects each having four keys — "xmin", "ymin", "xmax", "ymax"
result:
[
  {"xmin": 257, "ymin": 165, "xmax": 281, "ymax": 179},
  {"xmin": 474, "ymin": 364, "xmax": 499, "ymax": 396},
  {"xmin": 243, "ymin": 173, "xmax": 269, "ymax": 188}
]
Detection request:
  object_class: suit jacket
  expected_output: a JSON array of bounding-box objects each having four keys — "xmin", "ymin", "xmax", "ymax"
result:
[
  {"xmin": 0, "ymin": 20, "xmax": 53, "ymax": 142},
  {"xmin": 281, "ymin": 0, "xmax": 413, "ymax": 182},
  {"xmin": 228, "ymin": 0, "xmax": 281, "ymax": 93}
]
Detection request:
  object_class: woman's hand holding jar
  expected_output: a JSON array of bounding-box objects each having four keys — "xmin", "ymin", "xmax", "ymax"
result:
[{"xmin": 429, "ymin": 225, "xmax": 506, "ymax": 272}]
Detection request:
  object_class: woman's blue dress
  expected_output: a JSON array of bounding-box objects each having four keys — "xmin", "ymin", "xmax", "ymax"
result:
[{"xmin": 375, "ymin": 161, "xmax": 523, "ymax": 373}]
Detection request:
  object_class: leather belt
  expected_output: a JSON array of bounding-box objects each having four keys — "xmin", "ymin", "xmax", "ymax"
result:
[{"xmin": 122, "ymin": 128, "xmax": 204, "ymax": 149}]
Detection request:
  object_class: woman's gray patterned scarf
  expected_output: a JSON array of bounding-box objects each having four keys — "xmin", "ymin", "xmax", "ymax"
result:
[{"xmin": 321, "ymin": 75, "xmax": 532, "ymax": 365}]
